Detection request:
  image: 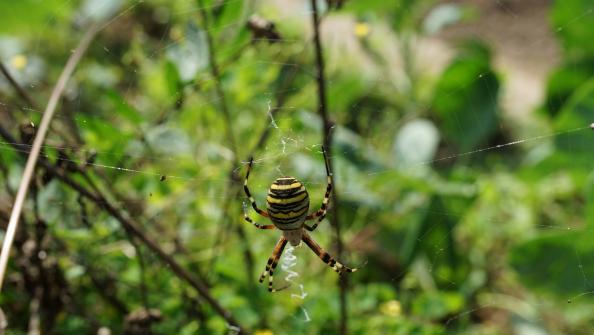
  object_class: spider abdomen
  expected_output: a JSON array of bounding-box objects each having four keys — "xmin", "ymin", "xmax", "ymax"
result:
[{"xmin": 266, "ymin": 177, "xmax": 309, "ymax": 230}]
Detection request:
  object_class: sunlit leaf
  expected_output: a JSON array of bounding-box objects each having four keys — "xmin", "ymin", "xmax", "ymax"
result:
[
  {"xmin": 554, "ymin": 77, "xmax": 594, "ymax": 157},
  {"xmin": 551, "ymin": 0, "xmax": 594, "ymax": 57},
  {"xmin": 0, "ymin": 0, "xmax": 73, "ymax": 34}
]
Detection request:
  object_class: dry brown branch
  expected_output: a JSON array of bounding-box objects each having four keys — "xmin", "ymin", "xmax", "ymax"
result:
[
  {"xmin": 0, "ymin": 62, "xmax": 37, "ymax": 109},
  {"xmin": 0, "ymin": 22, "xmax": 101, "ymax": 290},
  {"xmin": 0, "ymin": 126, "xmax": 246, "ymax": 332},
  {"xmin": 0, "ymin": 17, "xmax": 246, "ymax": 331},
  {"xmin": 196, "ymin": 0, "xmax": 257, "ymax": 284}
]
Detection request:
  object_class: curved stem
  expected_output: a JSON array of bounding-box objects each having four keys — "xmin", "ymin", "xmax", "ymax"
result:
[{"xmin": 0, "ymin": 22, "xmax": 100, "ymax": 291}]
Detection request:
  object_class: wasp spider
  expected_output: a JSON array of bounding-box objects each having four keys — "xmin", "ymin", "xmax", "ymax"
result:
[{"xmin": 243, "ymin": 146, "xmax": 357, "ymax": 292}]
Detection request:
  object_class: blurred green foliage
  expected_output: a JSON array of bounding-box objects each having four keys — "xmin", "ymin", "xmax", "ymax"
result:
[{"xmin": 1, "ymin": 0, "xmax": 594, "ymax": 334}]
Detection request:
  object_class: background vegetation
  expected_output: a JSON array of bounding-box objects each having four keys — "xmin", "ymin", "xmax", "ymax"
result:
[{"xmin": 1, "ymin": 0, "xmax": 594, "ymax": 334}]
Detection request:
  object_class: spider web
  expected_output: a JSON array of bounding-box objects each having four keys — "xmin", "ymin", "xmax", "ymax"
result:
[{"xmin": 1, "ymin": 0, "xmax": 594, "ymax": 334}]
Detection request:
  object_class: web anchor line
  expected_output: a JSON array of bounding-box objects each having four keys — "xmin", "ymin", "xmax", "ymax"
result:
[
  {"xmin": 367, "ymin": 125, "xmax": 590, "ymax": 176},
  {"xmin": 429, "ymin": 126, "xmax": 590, "ymax": 163},
  {"xmin": 1, "ymin": 125, "xmax": 591, "ymax": 192}
]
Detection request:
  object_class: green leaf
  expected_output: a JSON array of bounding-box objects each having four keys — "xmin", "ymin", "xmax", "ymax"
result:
[
  {"xmin": 213, "ymin": 0, "xmax": 244, "ymax": 28},
  {"xmin": 510, "ymin": 231, "xmax": 594, "ymax": 298},
  {"xmin": 0, "ymin": 1, "xmax": 73, "ymax": 34},
  {"xmin": 553, "ymin": 77, "xmax": 594, "ymax": 156},
  {"xmin": 164, "ymin": 60, "xmax": 182, "ymax": 99},
  {"xmin": 551, "ymin": 0, "xmax": 594, "ymax": 57},
  {"xmin": 401, "ymin": 196, "xmax": 460, "ymax": 270},
  {"xmin": 105, "ymin": 89, "xmax": 143, "ymax": 124},
  {"xmin": 411, "ymin": 291, "xmax": 465, "ymax": 320},
  {"xmin": 585, "ymin": 172, "xmax": 594, "ymax": 228},
  {"xmin": 543, "ymin": 59, "xmax": 594, "ymax": 117},
  {"xmin": 37, "ymin": 180, "xmax": 79, "ymax": 226},
  {"xmin": 432, "ymin": 41, "xmax": 500, "ymax": 152}
]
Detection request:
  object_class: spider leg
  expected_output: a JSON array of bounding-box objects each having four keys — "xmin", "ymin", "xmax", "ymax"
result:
[
  {"xmin": 304, "ymin": 214, "xmax": 325, "ymax": 231},
  {"xmin": 302, "ymin": 231, "xmax": 357, "ymax": 274},
  {"xmin": 244, "ymin": 156, "xmax": 270, "ymax": 218},
  {"xmin": 259, "ymin": 236, "xmax": 290, "ymax": 292},
  {"xmin": 243, "ymin": 213, "xmax": 275, "ymax": 229},
  {"xmin": 304, "ymin": 146, "xmax": 332, "ymax": 230}
]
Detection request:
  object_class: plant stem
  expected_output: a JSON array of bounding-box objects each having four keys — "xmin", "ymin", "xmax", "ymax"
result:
[
  {"xmin": 196, "ymin": 0, "xmax": 259, "ymax": 286},
  {"xmin": 0, "ymin": 62, "xmax": 37, "ymax": 109},
  {"xmin": 0, "ymin": 124, "xmax": 247, "ymax": 332},
  {"xmin": 197, "ymin": 0, "xmax": 238, "ymax": 158},
  {"xmin": 0, "ymin": 22, "xmax": 100, "ymax": 291},
  {"xmin": 309, "ymin": 1, "xmax": 349, "ymax": 334}
]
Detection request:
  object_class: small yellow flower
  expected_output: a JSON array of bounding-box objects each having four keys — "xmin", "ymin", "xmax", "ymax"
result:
[
  {"xmin": 380, "ymin": 300, "xmax": 401, "ymax": 317},
  {"xmin": 354, "ymin": 22, "xmax": 371, "ymax": 38},
  {"xmin": 254, "ymin": 330, "xmax": 273, "ymax": 335},
  {"xmin": 11, "ymin": 54, "xmax": 27, "ymax": 70}
]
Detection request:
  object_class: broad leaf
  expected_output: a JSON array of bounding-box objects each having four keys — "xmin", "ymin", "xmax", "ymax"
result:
[
  {"xmin": 510, "ymin": 231, "xmax": 594, "ymax": 298},
  {"xmin": 432, "ymin": 41, "xmax": 500, "ymax": 152}
]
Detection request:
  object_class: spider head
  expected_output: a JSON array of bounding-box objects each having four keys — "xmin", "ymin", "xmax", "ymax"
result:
[{"xmin": 266, "ymin": 177, "xmax": 310, "ymax": 230}]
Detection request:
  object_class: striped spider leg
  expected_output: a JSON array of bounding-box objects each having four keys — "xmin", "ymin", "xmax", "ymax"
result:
[
  {"xmin": 243, "ymin": 157, "xmax": 289, "ymax": 291},
  {"xmin": 243, "ymin": 157, "xmax": 275, "ymax": 230},
  {"xmin": 302, "ymin": 149, "xmax": 357, "ymax": 273},
  {"xmin": 302, "ymin": 231, "xmax": 357, "ymax": 274},
  {"xmin": 304, "ymin": 146, "xmax": 332, "ymax": 231},
  {"xmin": 258, "ymin": 236, "xmax": 290, "ymax": 292}
]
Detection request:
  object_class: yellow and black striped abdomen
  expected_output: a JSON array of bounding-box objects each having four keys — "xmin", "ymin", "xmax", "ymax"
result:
[{"xmin": 266, "ymin": 177, "xmax": 309, "ymax": 230}]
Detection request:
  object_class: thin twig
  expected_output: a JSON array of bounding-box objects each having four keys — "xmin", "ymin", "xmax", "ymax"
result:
[
  {"xmin": 309, "ymin": 2, "xmax": 349, "ymax": 334},
  {"xmin": 0, "ymin": 126, "xmax": 246, "ymax": 333},
  {"xmin": 0, "ymin": 17, "xmax": 243, "ymax": 327},
  {"xmin": 249, "ymin": 62, "xmax": 301, "ymax": 153},
  {"xmin": 88, "ymin": 270, "xmax": 129, "ymax": 314},
  {"xmin": 0, "ymin": 62, "xmax": 37, "ymax": 108},
  {"xmin": 197, "ymin": 0, "xmax": 238, "ymax": 158},
  {"xmin": 196, "ymin": 0, "xmax": 257, "ymax": 284},
  {"xmin": 0, "ymin": 22, "xmax": 101, "ymax": 291},
  {"xmin": 0, "ymin": 20, "xmax": 142, "ymax": 319},
  {"xmin": 1, "ymin": 49, "xmax": 150, "ymax": 316},
  {"xmin": 27, "ymin": 288, "xmax": 42, "ymax": 335},
  {"xmin": 75, "ymin": 198, "xmax": 130, "ymax": 313},
  {"xmin": 206, "ymin": 24, "xmax": 318, "ymax": 278},
  {"xmin": 126, "ymin": 232, "xmax": 150, "ymax": 309},
  {"xmin": 0, "ymin": 62, "xmax": 77, "ymax": 143}
]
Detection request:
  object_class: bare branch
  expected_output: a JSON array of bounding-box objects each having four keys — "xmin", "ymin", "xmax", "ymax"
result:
[
  {"xmin": 0, "ymin": 62, "xmax": 37, "ymax": 109},
  {"xmin": 0, "ymin": 18, "xmax": 245, "ymax": 329},
  {"xmin": 196, "ymin": 0, "xmax": 257, "ymax": 285},
  {"xmin": 0, "ymin": 22, "xmax": 101, "ymax": 291},
  {"xmin": 87, "ymin": 267, "xmax": 130, "ymax": 314},
  {"xmin": 197, "ymin": 0, "xmax": 238, "ymax": 159},
  {"xmin": 0, "ymin": 126, "xmax": 246, "ymax": 333}
]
